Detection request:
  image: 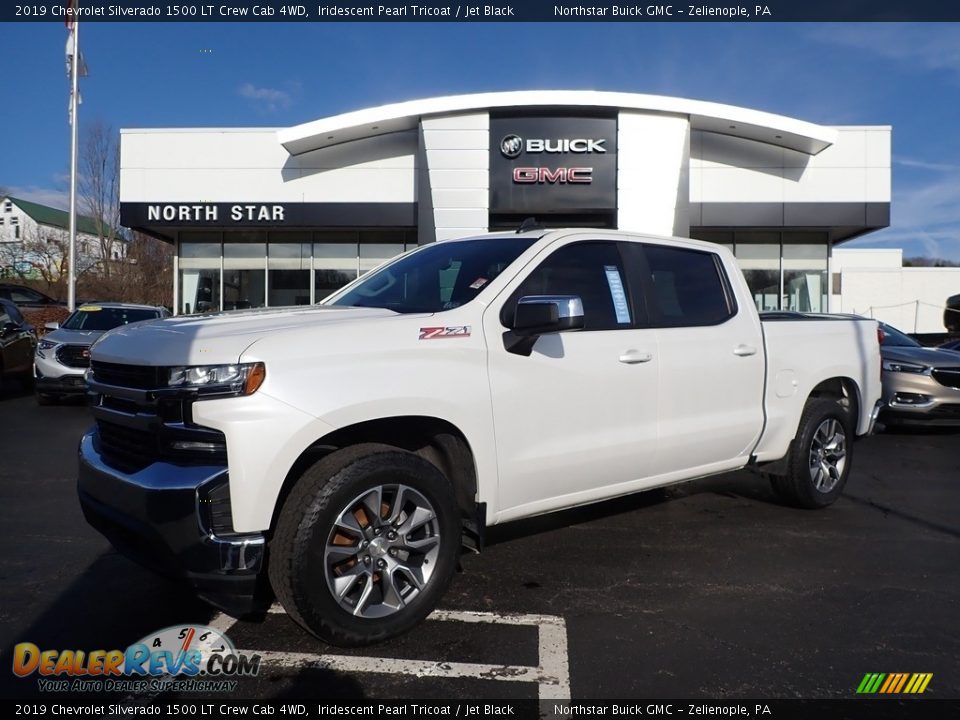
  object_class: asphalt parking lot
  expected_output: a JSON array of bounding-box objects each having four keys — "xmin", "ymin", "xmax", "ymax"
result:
[{"xmin": 1, "ymin": 381, "xmax": 958, "ymax": 700}]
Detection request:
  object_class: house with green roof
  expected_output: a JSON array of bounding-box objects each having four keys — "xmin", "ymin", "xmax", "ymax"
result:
[{"xmin": 0, "ymin": 195, "xmax": 125, "ymax": 279}]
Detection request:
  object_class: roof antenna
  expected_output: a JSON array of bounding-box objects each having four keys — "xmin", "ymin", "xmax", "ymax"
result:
[{"xmin": 516, "ymin": 217, "xmax": 543, "ymax": 234}]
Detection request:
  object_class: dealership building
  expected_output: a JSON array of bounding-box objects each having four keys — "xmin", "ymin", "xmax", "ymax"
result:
[{"xmin": 118, "ymin": 91, "xmax": 891, "ymax": 315}]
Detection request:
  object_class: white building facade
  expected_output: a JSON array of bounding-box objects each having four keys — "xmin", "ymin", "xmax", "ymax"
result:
[
  {"xmin": 117, "ymin": 91, "xmax": 891, "ymax": 315},
  {"xmin": 832, "ymin": 248, "xmax": 960, "ymax": 334},
  {"xmin": 0, "ymin": 196, "xmax": 124, "ymax": 280}
]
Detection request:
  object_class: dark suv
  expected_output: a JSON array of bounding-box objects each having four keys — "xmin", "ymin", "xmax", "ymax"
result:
[
  {"xmin": 0, "ymin": 298, "xmax": 37, "ymax": 393},
  {"xmin": 0, "ymin": 284, "xmax": 65, "ymax": 308},
  {"xmin": 946, "ymin": 294, "xmax": 960, "ymax": 334}
]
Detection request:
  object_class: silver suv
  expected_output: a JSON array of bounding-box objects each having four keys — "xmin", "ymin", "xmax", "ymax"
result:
[
  {"xmin": 34, "ymin": 302, "xmax": 168, "ymax": 404},
  {"xmin": 880, "ymin": 322, "xmax": 960, "ymax": 426}
]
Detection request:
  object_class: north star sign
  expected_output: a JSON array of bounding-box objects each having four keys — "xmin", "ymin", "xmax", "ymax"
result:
[{"xmin": 147, "ymin": 204, "xmax": 285, "ymax": 222}]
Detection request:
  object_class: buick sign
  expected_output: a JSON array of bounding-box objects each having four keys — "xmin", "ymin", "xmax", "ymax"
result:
[
  {"xmin": 500, "ymin": 135, "xmax": 606, "ymax": 157},
  {"xmin": 500, "ymin": 134, "xmax": 523, "ymax": 158},
  {"xmin": 489, "ymin": 115, "xmax": 617, "ymax": 215}
]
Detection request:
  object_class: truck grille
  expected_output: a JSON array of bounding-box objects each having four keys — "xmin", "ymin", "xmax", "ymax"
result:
[
  {"xmin": 90, "ymin": 361, "xmax": 164, "ymax": 389},
  {"xmin": 96, "ymin": 420, "xmax": 158, "ymax": 472},
  {"xmin": 88, "ymin": 361, "xmax": 227, "ymax": 472},
  {"xmin": 56, "ymin": 344, "xmax": 91, "ymax": 369},
  {"xmin": 932, "ymin": 368, "xmax": 960, "ymax": 390}
]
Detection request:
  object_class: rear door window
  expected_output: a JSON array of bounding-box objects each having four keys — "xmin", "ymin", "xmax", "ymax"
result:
[{"xmin": 642, "ymin": 244, "xmax": 736, "ymax": 327}]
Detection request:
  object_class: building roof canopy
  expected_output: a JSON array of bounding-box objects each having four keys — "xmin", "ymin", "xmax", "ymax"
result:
[{"xmin": 278, "ymin": 90, "xmax": 838, "ymax": 156}]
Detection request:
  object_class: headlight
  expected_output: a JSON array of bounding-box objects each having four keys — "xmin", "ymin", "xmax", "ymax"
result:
[
  {"xmin": 882, "ymin": 360, "xmax": 929, "ymax": 374},
  {"xmin": 37, "ymin": 339, "xmax": 59, "ymax": 359},
  {"xmin": 167, "ymin": 362, "xmax": 266, "ymax": 396}
]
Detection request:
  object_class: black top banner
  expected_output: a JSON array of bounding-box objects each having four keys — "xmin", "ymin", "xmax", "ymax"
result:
[{"xmin": 7, "ymin": 0, "xmax": 960, "ymax": 22}]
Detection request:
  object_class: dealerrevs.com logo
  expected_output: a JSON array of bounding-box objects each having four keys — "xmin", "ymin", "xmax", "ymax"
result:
[{"xmin": 12, "ymin": 624, "xmax": 260, "ymax": 693}]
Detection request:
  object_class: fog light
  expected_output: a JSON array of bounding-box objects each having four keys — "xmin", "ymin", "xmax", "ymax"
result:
[
  {"xmin": 171, "ymin": 440, "xmax": 223, "ymax": 452},
  {"xmin": 893, "ymin": 393, "xmax": 930, "ymax": 405}
]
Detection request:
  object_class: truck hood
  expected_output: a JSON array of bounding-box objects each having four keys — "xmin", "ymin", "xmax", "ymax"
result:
[
  {"xmin": 44, "ymin": 327, "xmax": 105, "ymax": 345},
  {"xmin": 882, "ymin": 345, "xmax": 960, "ymax": 368},
  {"xmin": 90, "ymin": 305, "xmax": 399, "ymax": 366}
]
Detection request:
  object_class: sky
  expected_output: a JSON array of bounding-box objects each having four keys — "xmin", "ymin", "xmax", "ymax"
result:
[{"xmin": 1, "ymin": 21, "xmax": 959, "ymax": 259}]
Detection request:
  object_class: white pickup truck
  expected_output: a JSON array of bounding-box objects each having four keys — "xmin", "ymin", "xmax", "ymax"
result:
[{"xmin": 78, "ymin": 229, "xmax": 883, "ymax": 646}]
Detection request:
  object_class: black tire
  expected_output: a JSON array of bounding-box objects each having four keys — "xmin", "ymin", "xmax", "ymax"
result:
[
  {"xmin": 771, "ymin": 398, "xmax": 854, "ymax": 509},
  {"xmin": 269, "ymin": 443, "xmax": 460, "ymax": 646}
]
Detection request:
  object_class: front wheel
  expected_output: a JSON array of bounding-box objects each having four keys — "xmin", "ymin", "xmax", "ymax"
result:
[
  {"xmin": 269, "ymin": 444, "xmax": 460, "ymax": 646},
  {"xmin": 771, "ymin": 398, "xmax": 853, "ymax": 509}
]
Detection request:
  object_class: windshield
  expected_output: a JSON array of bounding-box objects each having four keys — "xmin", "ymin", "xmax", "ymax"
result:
[
  {"xmin": 326, "ymin": 237, "xmax": 537, "ymax": 313},
  {"xmin": 880, "ymin": 323, "xmax": 921, "ymax": 348},
  {"xmin": 62, "ymin": 306, "xmax": 161, "ymax": 331}
]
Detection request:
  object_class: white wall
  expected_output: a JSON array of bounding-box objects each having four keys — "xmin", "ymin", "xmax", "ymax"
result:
[
  {"xmin": 617, "ymin": 112, "xmax": 690, "ymax": 236},
  {"xmin": 121, "ymin": 129, "xmax": 418, "ymax": 203},
  {"xmin": 691, "ymin": 126, "xmax": 891, "ymax": 204},
  {"xmin": 418, "ymin": 113, "xmax": 490, "ymax": 243},
  {"xmin": 832, "ymin": 248, "xmax": 960, "ymax": 333}
]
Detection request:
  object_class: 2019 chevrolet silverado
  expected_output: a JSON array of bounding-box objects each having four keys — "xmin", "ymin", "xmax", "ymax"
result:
[{"xmin": 78, "ymin": 229, "xmax": 883, "ymax": 645}]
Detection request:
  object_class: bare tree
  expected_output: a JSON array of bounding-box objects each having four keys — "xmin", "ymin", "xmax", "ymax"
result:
[
  {"xmin": 79, "ymin": 119, "xmax": 122, "ymax": 276},
  {"xmin": 0, "ymin": 224, "xmax": 98, "ymax": 297},
  {"xmin": 79, "ymin": 231, "xmax": 172, "ymax": 307}
]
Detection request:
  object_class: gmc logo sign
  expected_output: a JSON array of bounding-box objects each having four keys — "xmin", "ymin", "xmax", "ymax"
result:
[{"xmin": 513, "ymin": 167, "xmax": 593, "ymax": 184}]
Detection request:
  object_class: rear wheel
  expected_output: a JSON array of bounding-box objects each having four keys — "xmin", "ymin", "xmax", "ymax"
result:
[
  {"xmin": 771, "ymin": 398, "xmax": 853, "ymax": 509},
  {"xmin": 269, "ymin": 444, "xmax": 460, "ymax": 646}
]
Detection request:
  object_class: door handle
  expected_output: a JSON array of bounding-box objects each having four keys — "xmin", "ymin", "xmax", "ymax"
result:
[
  {"xmin": 733, "ymin": 344, "xmax": 758, "ymax": 357},
  {"xmin": 619, "ymin": 350, "xmax": 653, "ymax": 364}
]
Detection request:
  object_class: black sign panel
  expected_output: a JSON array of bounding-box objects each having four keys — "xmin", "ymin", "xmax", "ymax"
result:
[
  {"xmin": 120, "ymin": 202, "xmax": 417, "ymax": 228},
  {"xmin": 489, "ymin": 116, "xmax": 617, "ymax": 215}
]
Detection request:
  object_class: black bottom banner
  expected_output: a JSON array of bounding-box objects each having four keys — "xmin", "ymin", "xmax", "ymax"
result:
[{"xmin": 5, "ymin": 699, "xmax": 960, "ymax": 720}]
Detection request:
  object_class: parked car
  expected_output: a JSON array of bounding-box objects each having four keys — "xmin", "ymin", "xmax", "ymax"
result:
[
  {"xmin": 0, "ymin": 297, "xmax": 37, "ymax": 393},
  {"xmin": 879, "ymin": 322, "xmax": 960, "ymax": 426},
  {"xmin": 34, "ymin": 302, "xmax": 170, "ymax": 404},
  {"xmin": 0, "ymin": 283, "xmax": 65, "ymax": 309},
  {"xmin": 78, "ymin": 229, "xmax": 883, "ymax": 646},
  {"xmin": 939, "ymin": 338, "xmax": 960, "ymax": 353},
  {"xmin": 945, "ymin": 293, "xmax": 960, "ymax": 334}
]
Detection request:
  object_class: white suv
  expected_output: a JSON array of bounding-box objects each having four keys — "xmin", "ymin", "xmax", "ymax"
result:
[{"xmin": 35, "ymin": 302, "xmax": 169, "ymax": 404}]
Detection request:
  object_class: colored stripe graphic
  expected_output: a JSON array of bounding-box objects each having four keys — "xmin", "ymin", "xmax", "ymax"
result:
[
  {"xmin": 857, "ymin": 672, "xmax": 932, "ymax": 694},
  {"xmin": 892, "ymin": 673, "xmax": 909, "ymax": 693}
]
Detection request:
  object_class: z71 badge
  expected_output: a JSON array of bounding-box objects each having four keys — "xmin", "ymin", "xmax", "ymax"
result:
[{"xmin": 419, "ymin": 326, "xmax": 471, "ymax": 340}]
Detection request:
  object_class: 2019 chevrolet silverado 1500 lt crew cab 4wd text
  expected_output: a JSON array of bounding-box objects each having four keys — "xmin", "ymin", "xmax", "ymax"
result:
[{"xmin": 78, "ymin": 229, "xmax": 883, "ymax": 645}]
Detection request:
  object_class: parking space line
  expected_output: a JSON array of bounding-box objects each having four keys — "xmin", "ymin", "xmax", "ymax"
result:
[
  {"xmin": 210, "ymin": 605, "xmax": 571, "ymax": 699},
  {"xmin": 249, "ymin": 649, "xmax": 544, "ymax": 683}
]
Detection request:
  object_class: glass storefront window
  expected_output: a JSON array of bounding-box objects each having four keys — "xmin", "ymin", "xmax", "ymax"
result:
[
  {"xmin": 224, "ymin": 234, "xmax": 265, "ymax": 310},
  {"xmin": 175, "ymin": 230, "xmax": 417, "ymax": 314},
  {"xmin": 180, "ymin": 269, "xmax": 220, "ymax": 315},
  {"xmin": 314, "ymin": 241, "xmax": 358, "ymax": 302},
  {"xmin": 359, "ymin": 243, "xmax": 405, "ymax": 274},
  {"xmin": 783, "ymin": 234, "xmax": 828, "ymax": 313},
  {"xmin": 735, "ymin": 240, "xmax": 781, "ymax": 312},
  {"xmin": 179, "ymin": 233, "xmax": 220, "ymax": 314},
  {"xmin": 268, "ymin": 235, "xmax": 311, "ymax": 306}
]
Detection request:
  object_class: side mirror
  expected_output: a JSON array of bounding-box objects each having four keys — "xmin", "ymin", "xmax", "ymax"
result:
[
  {"xmin": 44, "ymin": 322, "xmax": 60, "ymax": 331},
  {"xmin": 504, "ymin": 295, "xmax": 584, "ymax": 356}
]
